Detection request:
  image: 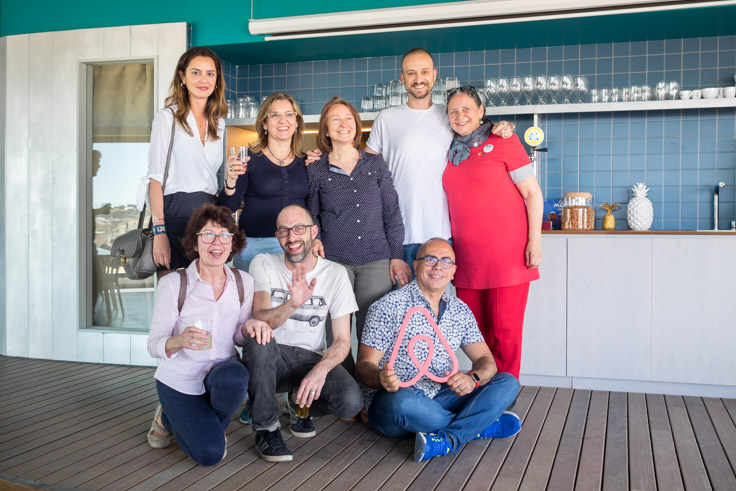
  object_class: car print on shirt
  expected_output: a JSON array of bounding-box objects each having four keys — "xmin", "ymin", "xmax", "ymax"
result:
[{"xmin": 270, "ymin": 288, "xmax": 328, "ymax": 327}]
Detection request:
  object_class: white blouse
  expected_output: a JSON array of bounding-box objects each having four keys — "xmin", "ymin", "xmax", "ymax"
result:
[{"xmin": 136, "ymin": 106, "xmax": 224, "ymax": 210}]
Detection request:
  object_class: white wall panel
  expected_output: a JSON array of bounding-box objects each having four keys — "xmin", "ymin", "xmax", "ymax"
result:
[
  {"xmin": 0, "ymin": 37, "xmax": 7, "ymax": 356},
  {"xmin": 4, "ymin": 35, "xmax": 31, "ymax": 357},
  {"xmin": 130, "ymin": 334, "xmax": 156, "ymax": 366},
  {"xmin": 51, "ymin": 30, "xmax": 80, "ymax": 361},
  {"xmin": 156, "ymin": 23, "xmax": 188, "ymax": 107},
  {"xmin": 102, "ymin": 26, "xmax": 131, "ymax": 58},
  {"xmin": 522, "ymin": 236, "xmax": 567, "ymax": 376},
  {"xmin": 131, "ymin": 25, "xmax": 158, "ymax": 57},
  {"xmin": 27, "ymin": 32, "xmax": 55, "ymax": 359},
  {"xmin": 77, "ymin": 28, "xmax": 103, "ymax": 59},
  {"xmin": 78, "ymin": 331, "xmax": 104, "ymax": 363},
  {"xmin": 103, "ymin": 333, "xmax": 131, "ymax": 365}
]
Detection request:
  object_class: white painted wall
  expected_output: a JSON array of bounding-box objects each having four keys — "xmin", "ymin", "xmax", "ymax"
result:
[{"xmin": 0, "ymin": 23, "xmax": 187, "ymax": 365}]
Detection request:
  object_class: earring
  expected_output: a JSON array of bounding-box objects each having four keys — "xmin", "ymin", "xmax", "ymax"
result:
[{"xmin": 265, "ymin": 129, "xmax": 268, "ymax": 134}]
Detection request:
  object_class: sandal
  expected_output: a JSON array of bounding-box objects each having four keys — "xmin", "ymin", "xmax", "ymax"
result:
[{"xmin": 147, "ymin": 404, "xmax": 172, "ymax": 448}]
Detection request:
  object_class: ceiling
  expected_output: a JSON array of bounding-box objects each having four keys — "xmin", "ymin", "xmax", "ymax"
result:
[{"xmin": 212, "ymin": 5, "xmax": 736, "ymax": 66}]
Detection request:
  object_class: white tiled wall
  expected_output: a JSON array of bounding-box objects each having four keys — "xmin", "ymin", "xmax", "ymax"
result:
[{"xmin": 0, "ymin": 23, "xmax": 187, "ymax": 365}]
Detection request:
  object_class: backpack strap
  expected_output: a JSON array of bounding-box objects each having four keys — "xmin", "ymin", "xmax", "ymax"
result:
[
  {"xmin": 230, "ymin": 266, "xmax": 245, "ymax": 306},
  {"xmin": 177, "ymin": 268, "xmax": 187, "ymax": 313},
  {"xmin": 177, "ymin": 266, "xmax": 243, "ymax": 313}
]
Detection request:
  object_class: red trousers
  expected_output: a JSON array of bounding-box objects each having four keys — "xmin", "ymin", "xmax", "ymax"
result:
[{"xmin": 456, "ymin": 282, "xmax": 530, "ymax": 379}]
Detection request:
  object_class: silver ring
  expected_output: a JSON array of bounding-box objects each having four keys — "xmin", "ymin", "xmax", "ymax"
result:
[
  {"xmin": 310, "ymin": 391, "xmax": 316, "ymax": 395},
  {"xmin": 229, "ymin": 167, "xmax": 233, "ymax": 171}
]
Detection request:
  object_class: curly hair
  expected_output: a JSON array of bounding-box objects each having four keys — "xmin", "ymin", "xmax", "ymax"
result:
[
  {"xmin": 181, "ymin": 204, "xmax": 246, "ymax": 262},
  {"xmin": 164, "ymin": 46, "xmax": 228, "ymax": 142}
]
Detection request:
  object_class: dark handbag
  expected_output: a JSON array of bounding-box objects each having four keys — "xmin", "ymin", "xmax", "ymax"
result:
[{"xmin": 111, "ymin": 108, "xmax": 176, "ymax": 280}]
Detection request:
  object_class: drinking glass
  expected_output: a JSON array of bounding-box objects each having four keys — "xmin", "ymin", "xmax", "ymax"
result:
[
  {"xmin": 485, "ymin": 78, "xmax": 498, "ymax": 107},
  {"xmin": 361, "ymin": 96, "xmax": 373, "ymax": 112},
  {"xmin": 522, "ymin": 76, "xmax": 534, "ymax": 105},
  {"xmin": 621, "ymin": 87, "xmax": 631, "ymax": 102},
  {"xmin": 561, "ymin": 75, "xmax": 574, "ymax": 104},
  {"xmin": 641, "ymin": 85, "xmax": 652, "ymax": 101},
  {"xmin": 600, "ymin": 88, "xmax": 610, "ymax": 103},
  {"xmin": 510, "ymin": 77, "xmax": 522, "ymax": 105},
  {"xmin": 534, "ymin": 75, "xmax": 548, "ymax": 104},
  {"xmin": 374, "ymin": 83, "xmax": 387, "ymax": 97},
  {"xmin": 574, "ymin": 76, "xmax": 588, "ymax": 103},
  {"xmin": 547, "ymin": 75, "xmax": 561, "ymax": 104},
  {"xmin": 589, "ymin": 89, "xmax": 599, "ymax": 103},
  {"xmin": 667, "ymin": 81, "xmax": 680, "ymax": 100},
  {"xmin": 630, "ymin": 85, "xmax": 642, "ymax": 102},
  {"xmin": 610, "ymin": 87, "xmax": 620, "ymax": 102},
  {"xmin": 193, "ymin": 320, "xmax": 212, "ymax": 350},
  {"xmin": 655, "ymin": 81, "xmax": 667, "ymax": 101},
  {"xmin": 445, "ymin": 76, "xmax": 460, "ymax": 90},
  {"xmin": 497, "ymin": 77, "xmax": 510, "ymax": 106}
]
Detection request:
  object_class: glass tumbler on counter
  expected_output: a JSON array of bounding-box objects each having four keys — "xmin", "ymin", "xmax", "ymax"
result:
[
  {"xmin": 561, "ymin": 192, "xmax": 594, "ymax": 230},
  {"xmin": 574, "ymin": 76, "xmax": 588, "ymax": 103},
  {"xmin": 485, "ymin": 78, "xmax": 498, "ymax": 106}
]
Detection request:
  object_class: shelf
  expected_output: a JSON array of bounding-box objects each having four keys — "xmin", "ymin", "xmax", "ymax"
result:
[{"xmin": 225, "ymin": 98, "xmax": 736, "ymax": 128}]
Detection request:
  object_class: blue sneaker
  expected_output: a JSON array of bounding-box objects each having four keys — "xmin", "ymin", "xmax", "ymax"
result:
[
  {"xmin": 474, "ymin": 411, "xmax": 522, "ymax": 440},
  {"xmin": 239, "ymin": 400, "xmax": 252, "ymax": 425},
  {"xmin": 414, "ymin": 432, "xmax": 453, "ymax": 461}
]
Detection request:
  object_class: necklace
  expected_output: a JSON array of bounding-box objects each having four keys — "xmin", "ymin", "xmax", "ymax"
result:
[
  {"xmin": 329, "ymin": 149, "xmax": 360, "ymax": 168},
  {"xmin": 267, "ymin": 146, "xmax": 291, "ymax": 166}
]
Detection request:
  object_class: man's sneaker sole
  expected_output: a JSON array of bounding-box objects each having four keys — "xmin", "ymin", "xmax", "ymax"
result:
[
  {"xmin": 256, "ymin": 447, "xmax": 293, "ymax": 462},
  {"xmin": 290, "ymin": 426, "xmax": 316, "ymax": 438},
  {"xmin": 414, "ymin": 432, "xmax": 430, "ymax": 461}
]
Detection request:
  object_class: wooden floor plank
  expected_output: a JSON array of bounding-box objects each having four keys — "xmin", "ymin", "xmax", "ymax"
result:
[
  {"xmin": 546, "ymin": 389, "xmax": 591, "ymax": 491},
  {"xmin": 463, "ymin": 385, "xmax": 539, "ymax": 491},
  {"xmin": 519, "ymin": 387, "xmax": 574, "ymax": 491},
  {"xmin": 703, "ymin": 398, "xmax": 736, "ymax": 476},
  {"xmin": 351, "ymin": 436, "xmax": 416, "ymax": 491},
  {"xmin": 0, "ymin": 363, "xmax": 122, "ymax": 399},
  {"xmin": 628, "ymin": 392, "xmax": 656, "ymax": 490},
  {"xmin": 268, "ymin": 422, "xmax": 372, "ymax": 491},
  {"xmin": 406, "ymin": 439, "xmax": 463, "ymax": 491},
  {"xmin": 490, "ymin": 387, "xmax": 556, "ymax": 491},
  {"xmin": 297, "ymin": 427, "xmax": 382, "ymax": 490},
  {"xmin": 665, "ymin": 395, "xmax": 712, "ymax": 491},
  {"xmin": 683, "ymin": 396, "xmax": 736, "ymax": 490},
  {"xmin": 322, "ymin": 436, "xmax": 401, "ymax": 491},
  {"xmin": 723, "ymin": 399, "xmax": 736, "ymax": 426},
  {"xmin": 575, "ymin": 390, "xmax": 608, "ymax": 491},
  {"xmin": 602, "ymin": 391, "xmax": 628, "ymax": 491},
  {"xmin": 646, "ymin": 394, "xmax": 685, "ymax": 491},
  {"xmin": 434, "ymin": 433, "xmax": 496, "ymax": 490}
]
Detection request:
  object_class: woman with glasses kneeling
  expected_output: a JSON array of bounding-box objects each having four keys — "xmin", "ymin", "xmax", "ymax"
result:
[
  {"xmin": 218, "ymin": 92, "xmax": 323, "ymax": 273},
  {"xmin": 307, "ymin": 97, "xmax": 411, "ymax": 373},
  {"xmin": 146, "ymin": 204, "xmax": 272, "ymax": 466},
  {"xmin": 442, "ymin": 86, "xmax": 544, "ymax": 380}
]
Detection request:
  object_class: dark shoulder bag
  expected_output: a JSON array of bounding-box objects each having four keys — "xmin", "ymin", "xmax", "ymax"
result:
[{"xmin": 111, "ymin": 108, "xmax": 176, "ymax": 280}]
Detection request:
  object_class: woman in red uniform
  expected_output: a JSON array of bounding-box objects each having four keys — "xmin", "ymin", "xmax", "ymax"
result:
[{"xmin": 442, "ymin": 86, "xmax": 543, "ymax": 379}]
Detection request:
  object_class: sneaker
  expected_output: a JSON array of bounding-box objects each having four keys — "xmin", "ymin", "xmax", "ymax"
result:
[
  {"xmin": 239, "ymin": 400, "xmax": 252, "ymax": 425},
  {"xmin": 254, "ymin": 429, "xmax": 293, "ymax": 462},
  {"xmin": 414, "ymin": 432, "xmax": 453, "ymax": 461},
  {"xmin": 286, "ymin": 393, "xmax": 316, "ymax": 438},
  {"xmin": 474, "ymin": 411, "xmax": 522, "ymax": 440}
]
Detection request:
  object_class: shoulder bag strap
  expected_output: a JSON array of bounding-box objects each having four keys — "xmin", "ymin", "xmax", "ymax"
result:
[
  {"xmin": 177, "ymin": 268, "xmax": 187, "ymax": 312},
  {"xmin": 230, "ymin": 267, "xmax": 245, "ymax": 306},
  {"xmin": 141, "ymin": 107, "xmax": 177, "ymax": 229}
]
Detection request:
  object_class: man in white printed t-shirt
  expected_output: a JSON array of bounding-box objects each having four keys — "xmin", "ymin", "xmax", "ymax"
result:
[
  {"xmin": 365, "ymin": 48, "xmax": 516, "ymax": 272},
  {"xmin": 242, "ymin": 204, "xmax": 362, "ymax": 463}
]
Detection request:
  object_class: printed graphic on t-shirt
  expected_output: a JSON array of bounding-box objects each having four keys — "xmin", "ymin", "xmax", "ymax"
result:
[{"xmin": 270, "ymin": 288, "xmax": 328, "ymax": 329}]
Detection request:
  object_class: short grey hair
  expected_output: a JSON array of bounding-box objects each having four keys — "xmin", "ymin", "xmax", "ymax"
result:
[{"xmin": 416, "ymin": 237, "xmax": 453, "ymax": 259}]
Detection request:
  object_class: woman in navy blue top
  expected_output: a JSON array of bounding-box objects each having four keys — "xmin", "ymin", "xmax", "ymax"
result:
[
  {"xmin": 307, "ymin": 97, "xmax": 411, "ymax": 373},
  {"xmin": 218, "ymin": 92, "xmax": 322, "ymax": 272}
]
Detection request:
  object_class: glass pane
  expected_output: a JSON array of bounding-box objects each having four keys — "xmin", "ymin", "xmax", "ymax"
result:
[{"xmin": 89, "ymin": 62, "xmax": 154, "ymax": 330}]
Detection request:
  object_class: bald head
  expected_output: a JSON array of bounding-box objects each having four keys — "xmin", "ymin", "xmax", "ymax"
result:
[
  {"xmin": 416, "ymin": 237, "xmax": 454, "ymax": 260},
  {"xmin": 276, "ymin": 204, "xmax": 312, "ymax": 228}
]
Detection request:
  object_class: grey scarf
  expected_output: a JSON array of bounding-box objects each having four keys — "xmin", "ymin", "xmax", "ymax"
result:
[{"xmin": 448, "ymin": 120, "xmax": 492, "ymax": 166}]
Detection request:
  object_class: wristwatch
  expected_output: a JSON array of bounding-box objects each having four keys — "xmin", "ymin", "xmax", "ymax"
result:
[{"xmin": 468, "ymin": 371, "xmax": 481, "ymax": 389}]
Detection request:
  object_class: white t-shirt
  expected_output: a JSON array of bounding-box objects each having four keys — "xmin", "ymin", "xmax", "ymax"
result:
[
  {"xmin": 249, "ymin": 253, "xmax": 358, "ymax": 354},
  {"xmin": 136, "ymin": 106, "xmax": 224, "ymax": 210},
  {"xmin": 366, "ymin": 103, "xmax": 453, "ymax": 245}
]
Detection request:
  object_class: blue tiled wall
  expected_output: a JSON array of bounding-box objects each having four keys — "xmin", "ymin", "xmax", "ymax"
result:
[{"xmin": 226, "ymin": 36, "xmax": 736, "ymax": 230}]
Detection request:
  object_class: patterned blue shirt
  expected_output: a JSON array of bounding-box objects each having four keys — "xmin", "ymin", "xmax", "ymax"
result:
[
  {"xmin": 361, "ymin": 280, "xmax": 484, "ymax": 410},
  {"xmin": 306, "ymin": 150, "xmax": 404, "ymax": 265}
]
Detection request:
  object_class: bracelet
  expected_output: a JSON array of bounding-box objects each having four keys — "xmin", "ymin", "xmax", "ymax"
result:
[
  {"xmin": 224, "ymin": 181, "xmax": 236, "ymax": 191},
  {"xmin": 152, "ymin": 224, "xmax": 167, "ymax": 235}
]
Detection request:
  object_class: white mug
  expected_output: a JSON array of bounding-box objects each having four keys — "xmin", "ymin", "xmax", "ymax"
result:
[
  {"xmin": 723, "ymin": 86, "xmax": 736, "ymax": 98},
  {"xmin": 679, "ymin": 90, "xmax": 692, "ymax": 100},
  {"xmin": 692, "ymin": 89, "xmax": 702, "ymax": 100}
]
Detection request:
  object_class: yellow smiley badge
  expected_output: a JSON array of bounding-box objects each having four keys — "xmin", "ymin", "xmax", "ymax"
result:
[{"xmin": 524, "ymin": 126, "xmax": 545, "ymax": 147}]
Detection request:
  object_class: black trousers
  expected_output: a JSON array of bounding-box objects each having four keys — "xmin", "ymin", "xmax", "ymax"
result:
[{"xmin": 161, "ymin": 191, "xmax": 215, "ymax": 270}]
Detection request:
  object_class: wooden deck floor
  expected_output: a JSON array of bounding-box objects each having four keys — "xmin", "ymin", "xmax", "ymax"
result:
[{"xmin": 1, "ymin": 356, "xmax": 735, "ymax": 490}]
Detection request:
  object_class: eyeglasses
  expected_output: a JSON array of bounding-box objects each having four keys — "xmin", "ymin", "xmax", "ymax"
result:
[
  {"xmin": 267, "ymin": 111, "xmax": 297, "ymax": 121},
  {"xmin": 276, "ymin": 224, "xmax": 314, "ymax": 238},
  {"xmin": 416, "ymin": 255, "xmax": 456, "ymax": 269},
  {"xmin": 197, "ymin": 231, "xmax": 234, "ymax": 244}
]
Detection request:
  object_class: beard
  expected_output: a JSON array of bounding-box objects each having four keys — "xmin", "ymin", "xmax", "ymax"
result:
[
  {"xmin": 406, "ymin": 82, "xmax": 433, "ymax": 100},
  {"xmin": 284, "ymin": 238, "xmax": 311, "ymax": 263}
]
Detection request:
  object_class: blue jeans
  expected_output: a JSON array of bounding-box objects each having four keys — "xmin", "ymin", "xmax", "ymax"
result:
[
  {"xmin": 233, "ymin": 236, "xmax": 282, "ymax": 273},
  {"xmin": 156, "ymin": 359, "xmax": 249, "ymax": 466},
  {"xmin": 368, "ymin": 372, "xmax": 519, "ymax": 450}
]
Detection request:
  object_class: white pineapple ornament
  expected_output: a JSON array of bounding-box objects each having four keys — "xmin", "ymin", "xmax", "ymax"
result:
[{"xmin": 627, "ymin": 182, "xmax": 653, "ymax": 230}]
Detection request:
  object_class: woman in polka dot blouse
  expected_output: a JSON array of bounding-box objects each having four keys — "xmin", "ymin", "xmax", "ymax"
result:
[{"xmin": 307, "ymin": 97, "xmax": 412, "ymax": 373}]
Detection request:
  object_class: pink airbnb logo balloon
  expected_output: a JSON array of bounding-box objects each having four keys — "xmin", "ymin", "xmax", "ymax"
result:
[{"xmin": 386, "ymin": 306, "xmax": 459, "ymax": 387}]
